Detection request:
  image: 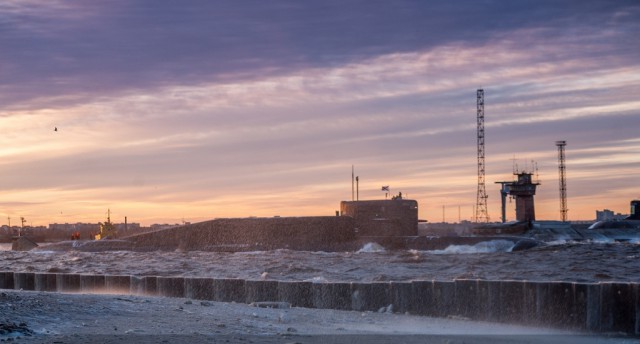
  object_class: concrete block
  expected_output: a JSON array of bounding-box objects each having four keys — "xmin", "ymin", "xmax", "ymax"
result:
[
  {"xmin": 539, "ymin": 282, "xmax": 573, "ymax": 328},
  {"xmin": 586, "ymin": 283, "xmax": 602, "ymax": 332},
  {"xmin": 472, "ymin": 280, "xmax": 491, "ymax": 321},
  {"xmin": 634, "ymin": 284, "xmax": 640, "ymax": 336},
  {"xmin": 185, "ymin": 277, "xmax": 215, "ymax": 300},
  {"xmin": 80, "ymin": 274, "xmax": 106, "ymax": 293},
  {"xmin": 130, "ymin": 276, "xmax": 144, "ymax": 295},
  {"xmin": 522, "ymin": 281, "xmax": 538, "ymax": 324},
  {"xmin": 432, "ymin": 281, "xmax": 455, "ymax": 317},
  {"xmin": 105, "ymin": 275, "xmax": 131, "ymax": 294},
  {"xmin": 410, "ymin": 280, "xmax": 435, "ymax": 316},
  {"xmin": 34, "ymin": 273, "xmax": 57, "ymax": 292},
  {"xmin": 499, "ymin": 280, "xmax": 525, "ymax": 323},
  {"xmin": 0, "ymin": 271, "xmax": 14, "ymax": 290},
  {"xmin": 56, "ymin": 273, "xmax": 81, "ymax": 293},
  {"xmin": 351, "ymin": 282, "xmax": 390, "ymax": 312},
  {"xmin": 13, "ymin": 272, "xmax": 35, "ymax": 291},
  {"xmin": 312, "ymin": 282, "xmax": 351, "ymax": 310},
  {"xmin": 454, "ymin": 279, "xmax": 480, "ymax": 319},
  {"xmin": 484, "ymin": 280, "xmax": 501, "ymax": 322},
  {"xmin": 277, "ymin": 281, "xmax": 313, "ymax": 308},
  {"xmin": 389, "ymin": 281, "xmax": 413, "ymax": 314},
  {"xmin": 157, "ymin": 277, "xmax": 185, "ymax": 298},
  {"xmin": 570, "ymin": 283, "xmax": 589, "ymax": 330},
  {"xmin": 245, "ymin": 280, "xmax": 279, "ymax": 303},
  {"xmin": 142, "ymin": 276, "xmax": 158, "ymax": 296},
  {"xmin": 600, "ymin": 282, "xmax": 635, "ymax": 334},
  {"xmin": 213, "ymin": 278, "xmax": 245, "ymax": 303}
]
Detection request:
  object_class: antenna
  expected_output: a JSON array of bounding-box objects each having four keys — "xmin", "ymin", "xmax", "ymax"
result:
[
  {"xmin": 475, "ymin": 89, "xmax": 490, "ymax": 222},
  {"xmin": 351, "ymin": 165, "xmax": 355, "ymax": 201},
  {"xmin": 356, "ymin": 176, "xmax": 359, "ymax": 201},
  {"xmin": 556, "ymin": 141, "xmax": 568, "ymax": 221}
]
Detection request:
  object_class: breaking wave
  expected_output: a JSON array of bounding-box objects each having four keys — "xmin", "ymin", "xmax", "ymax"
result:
[
  {"xmin": 2, "ymin": 240, "xmax": 640, "ymax": 283},
  {"xmin": 429, "ymin": 240, "xmax": 515, "ymax": 254},
  {"xmin": 357, "ymin": 242, "xmax": 386, "ymax": 253}
]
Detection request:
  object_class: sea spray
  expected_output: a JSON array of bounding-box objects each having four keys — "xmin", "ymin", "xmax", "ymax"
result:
[
  {"xmin": 429, "ymin": 239, "xmax": 515, "ymax": 254},
  {"xmin": 357, "ymin": 243, "xmax": 386, "ymax": 253}
]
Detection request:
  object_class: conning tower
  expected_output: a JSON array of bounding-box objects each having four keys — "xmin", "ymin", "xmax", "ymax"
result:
[{"xmin": 626, "ymin": 200, "xmax": 640, "ymax": 220}]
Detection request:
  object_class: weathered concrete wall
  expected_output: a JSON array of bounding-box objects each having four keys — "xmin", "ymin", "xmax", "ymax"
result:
[
  {"xmin": 127, "ymin": 216, "xmax": 357, "ymax": 251},
  {"xmin": 1, "ymin": 272, "xmax": 638, "ymax": 335}
]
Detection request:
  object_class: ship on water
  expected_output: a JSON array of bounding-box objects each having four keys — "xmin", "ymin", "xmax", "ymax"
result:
[{"xmin": 94, "ymin": 209, "xmax": 118, "ymax": 240}]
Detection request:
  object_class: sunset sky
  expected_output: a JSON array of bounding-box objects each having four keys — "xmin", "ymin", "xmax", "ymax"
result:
[{"xmin": 1, "ymin": 1, "xmax": 639, "ymax": 226}]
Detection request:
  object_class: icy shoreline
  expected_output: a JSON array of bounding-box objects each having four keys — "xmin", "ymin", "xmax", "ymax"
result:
[{"xmin": 1, "ymin": 290, "xmax": 626, "ymax": 344}]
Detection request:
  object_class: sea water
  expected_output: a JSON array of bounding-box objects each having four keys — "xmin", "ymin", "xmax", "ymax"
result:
[{"xmin": 0, "ymin": 240, "xmax": 638, "ymax": 282}]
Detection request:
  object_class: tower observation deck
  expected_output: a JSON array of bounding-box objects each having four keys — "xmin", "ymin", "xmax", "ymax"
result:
[{"xmin": 496, "ymin": 172, "xmax": 540, "ymax": 223}]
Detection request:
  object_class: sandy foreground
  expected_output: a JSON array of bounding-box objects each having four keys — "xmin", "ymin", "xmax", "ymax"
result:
[{"xmin": 0, "ymin": 290, "xmax": 635, "ymax": 344}]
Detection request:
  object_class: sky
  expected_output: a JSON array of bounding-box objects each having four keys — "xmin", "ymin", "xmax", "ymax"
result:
[{"xmin": 0, "ymin": 1, "xmax": 639, "ymax": 226}]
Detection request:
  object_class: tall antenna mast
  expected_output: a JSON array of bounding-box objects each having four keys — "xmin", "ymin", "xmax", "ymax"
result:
[
  {"xmin": 475, "ymin": 89, "xmax": 490, "ymax": 222},
  {"xmin": 556, "ymin": 141, "xmax": 568, "ymax": 221}
]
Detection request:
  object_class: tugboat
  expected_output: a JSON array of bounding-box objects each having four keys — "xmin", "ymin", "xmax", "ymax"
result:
[{"xmin": 94, "ymin": 209, "xmax": 117, "ymax": 240}]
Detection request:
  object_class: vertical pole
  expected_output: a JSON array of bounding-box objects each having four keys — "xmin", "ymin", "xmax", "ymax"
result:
[
  {"xmin": 442, "ymin": 205, "xmax": 445, "ymax": 223},
  {"xmin": 556, "ymin": 141, "xmax": 568, "ymax": 221},
  {"xmin": 356, "ymin": 176, "xmax": 359, "ymax": 201},
  {"xmin": 475, "ymin": 89, "xmax": 490, "ymax": 222}
]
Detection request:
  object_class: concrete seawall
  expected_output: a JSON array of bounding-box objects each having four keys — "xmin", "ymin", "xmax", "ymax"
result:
[{"xmin": 1, "ymin": 272, "xmax": 637, "ymax": 336}]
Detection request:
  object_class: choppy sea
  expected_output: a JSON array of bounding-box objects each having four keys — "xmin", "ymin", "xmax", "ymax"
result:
[{"xmin": 2, "ymin": 240, "xmax": 639, "ymax": 283}]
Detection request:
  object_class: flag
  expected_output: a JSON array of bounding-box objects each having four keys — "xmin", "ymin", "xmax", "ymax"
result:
[{"xmin": 381, "ymin": 186, "xmax": 389, "ymax": 191}]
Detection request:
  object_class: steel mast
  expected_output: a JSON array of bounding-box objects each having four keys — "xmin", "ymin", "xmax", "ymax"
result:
[
  {"xmin": 556, "ymin": 140, "xmax": 568, "ymax": 221},
  {"xmin": 475, "ymin": 89, "xmax": 490, "ymax": 222}
]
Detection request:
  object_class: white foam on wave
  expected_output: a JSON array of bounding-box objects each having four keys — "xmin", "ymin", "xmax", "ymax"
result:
[
  {"xmin": 357, "ymin": 242, "xmax": 386, "ymax": 253},
  {"xmin": 32, "ymin": 250, "xmax": 56, "ymax": 254},
  {"xmin": 304, "ymin": 276, "xmax": 328, "ymax": 283},
  {"xmin": 589, "ymin": 237, "xmax": 616, "ymax": 244},
  {"xmin": 429, "ymin": 239, "xmax": 515, "ymax": 254}
]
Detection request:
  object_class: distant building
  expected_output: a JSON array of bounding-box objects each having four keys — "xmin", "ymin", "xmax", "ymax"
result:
[
  {"xmin": 595, "ymin": 209, "xmax": 627, "ymax": 221},
  {"xmin": 49, "ymin": 223, "xmax": 100, "ymax": 232}
]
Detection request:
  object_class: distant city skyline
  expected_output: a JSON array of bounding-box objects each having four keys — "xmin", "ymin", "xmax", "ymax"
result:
[{"xmin": 1, "ymin": 1, "xmax": 639, "ymax": 225}]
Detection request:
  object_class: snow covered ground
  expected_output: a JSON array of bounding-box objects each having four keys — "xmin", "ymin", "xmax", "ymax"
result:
[{"xmin": 1, "ymin": 290, "xmax": 634, "ymax": 344}]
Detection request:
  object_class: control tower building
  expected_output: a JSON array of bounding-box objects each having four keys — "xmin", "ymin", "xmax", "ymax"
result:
[{"xmin": 496, "ymin": 172, "xmax": 540, "ymax": 223}]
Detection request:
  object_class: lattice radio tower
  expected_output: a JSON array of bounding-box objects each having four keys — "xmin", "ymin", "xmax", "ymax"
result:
[
  {"xmin": 475, "ymin": 89, "xmax": 490, "ymax": 222},
  {"xmin": 556, "ymin": 140, "xmax": 568, "ymax": 221}
]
